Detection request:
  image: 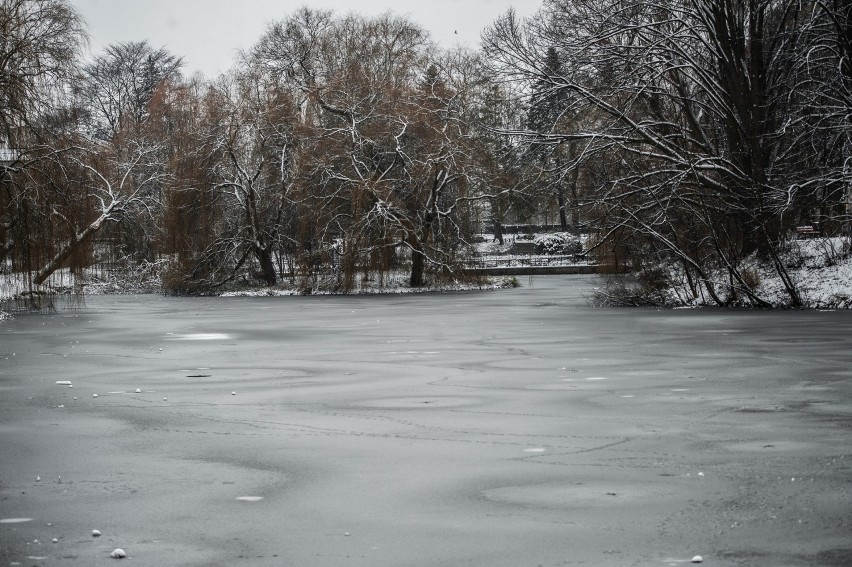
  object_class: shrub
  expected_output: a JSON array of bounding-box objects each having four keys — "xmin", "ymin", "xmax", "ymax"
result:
[{"xmin": 533, "ymin": 232, "xmax": 582, "ymax": 255}]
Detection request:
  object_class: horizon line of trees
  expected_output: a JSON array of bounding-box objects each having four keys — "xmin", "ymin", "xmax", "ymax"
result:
[{"xmin": 2, "ymin": 0, "xmax": 850, "ymax": 305}]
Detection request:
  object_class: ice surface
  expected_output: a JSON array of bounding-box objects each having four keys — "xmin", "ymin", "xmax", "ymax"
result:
[{"xmin": 0, "ymin": 275, "xmax": 850, "ymax": 567}]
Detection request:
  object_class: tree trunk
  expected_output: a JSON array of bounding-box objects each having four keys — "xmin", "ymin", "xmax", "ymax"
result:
[
  {"xmin": 33, "ymin": 212, "xmax": 110, "ymax": 286},
  {"xmin": 556, "ymin": 183, "xmax": 568, "ymax": 232},
  {"xmin": 766, "ymin": 240, "xmax": 801, "ymax": 307},
  {"xmin": 493, "ymin": 217, "xmax": 504, "ymax": 245},
  {"xmin": 408, "ymin": 220, "xmax": 433, "ymax": 288},
  {"xmin": 569, "ymin": 165, "xmax": 580, "ymax": 238},
  {"xmin": 682, "ymin": 260, "xmax": 698, "ymax": 299},
  {"xmin": 491, "ymin": 196, "xmax": 504, "ymax": 245},
  {"xmin": 255, "ymin": 244, "xmax": 277, "ymax": 286},
  {"xmin": 409, "ymin": 181, "xmax": 438, "ymax": 287},
  {"xmin": 409, "ymin": 246, "xmax": 425, "ymax": 287}
]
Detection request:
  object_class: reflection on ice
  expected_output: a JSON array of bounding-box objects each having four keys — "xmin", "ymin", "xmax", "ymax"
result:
[{"xmin": 169, "ymin": 333, "xmax": 232, "ymax": 341}]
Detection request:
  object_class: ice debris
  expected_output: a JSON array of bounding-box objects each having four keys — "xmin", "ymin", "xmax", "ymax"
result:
[
  {"xmin": 135, "ymin": 388, "xmax": 142, "ymax": 393},
  {"xmin": 110, "ymin": 548, "xmax": 127, "ymax": 558},
  {"xmin": 692, "ymin": 556, "xmax": 703, "ymax": 563},
  {"xmin": 92, "ymin": 529, "xmax": 101, "ymax": 537},
  {"xmin": 56, "ymin": 381, "xmax": 72, "ymax": 386},
  {"xmin": 92, "ymin": 394, "xmax": 98, "ymax": 398}
]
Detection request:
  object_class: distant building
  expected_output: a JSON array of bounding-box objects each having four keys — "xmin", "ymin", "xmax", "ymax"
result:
[{"xmin": 0, "ymin": 145, "xmax": 19, "ymax": 164}]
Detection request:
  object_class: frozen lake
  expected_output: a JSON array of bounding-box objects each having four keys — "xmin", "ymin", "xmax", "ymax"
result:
[{"xmin": 1, "ymin": 275, "xmax": 851, "ymax": 566}]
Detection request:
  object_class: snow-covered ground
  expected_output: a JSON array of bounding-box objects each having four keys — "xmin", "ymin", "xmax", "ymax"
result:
[
  {"xmin": 756, "ymin": 237, "xmax": 852, "ymax": 308},
  {"xmin": 596, "ymin": 236, "xmax": 852, "ymax": 308}
]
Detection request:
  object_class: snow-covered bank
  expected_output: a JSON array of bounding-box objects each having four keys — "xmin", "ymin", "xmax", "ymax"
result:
[
  {"xmin": 3, "ymin": 237, "xmax": 849, "ymax": 310},
  {"xmin": 596, "ymin": 237, "xmax": 852, "ymax": 308},
  {"xmin": 756, "ymin": 237, "xmax": 852, "ymax": 308},
  {"xmin": 0, "ymin": 264, "xmax": 518, "ymax": 309},
  {"xmin": 219, "ymin": 276, "xmax": 519, "ymax": 297}
]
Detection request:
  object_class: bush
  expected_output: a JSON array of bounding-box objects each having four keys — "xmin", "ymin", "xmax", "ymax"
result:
[
  {"xmin": 592, "ymin": 266, "xmax": 681, "ymax": 307},
  {"xmin": 533, "ymin": 232, "xmax": 582, "ymax": 255},
  {"xmin": 160, "ymin": 259, "xmax": 214, "ymax": 295}
]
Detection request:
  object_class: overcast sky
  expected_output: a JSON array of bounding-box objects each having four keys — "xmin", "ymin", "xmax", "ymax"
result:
[{"xmin": 69, "ymin": 0, "xmax": 540, "ymax": 78}]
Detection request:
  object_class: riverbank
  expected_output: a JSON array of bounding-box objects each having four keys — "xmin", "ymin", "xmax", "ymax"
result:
[
  {"xmin": 2, "ymin": 236, "xmax": 850, "ymax": 311},
  {"xmin": 594, "ymin": 237, "xmax": 852, "ymax": 308}
]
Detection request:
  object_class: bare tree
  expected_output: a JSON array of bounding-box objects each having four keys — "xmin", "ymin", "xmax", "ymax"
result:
[
  {"xmin": 148, "ymin": 76, "xmax": 225, "ymax": 290},
  {"xmin": 1, "ymin": 0, "xmax": 86, "ymax": 289},
  {"xmin": 30, "ymin": 139, "xmax": 166, "ymax": 285},
  {"xmin": 80, "ymin": 41, "xmax": 183, "ymax": 141},
  {"xmin": 202, "ymin": 67, "xmax": 298, "ymax": 287},
  {"xmin": 484, "ymin": 0, "xmax": 852, "ymax": 306},
  {"xmin": 0, "ymin": 0, "xmax": 85, "ymax": 146},
  {"xmin": 251, "ymin": 10, "xmax": 502, "ymax": 288}
]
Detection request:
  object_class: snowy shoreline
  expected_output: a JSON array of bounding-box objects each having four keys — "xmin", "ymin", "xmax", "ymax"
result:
[{"xmin": 3, "ymin": 236, "xmax": 850, "ymax": 311}]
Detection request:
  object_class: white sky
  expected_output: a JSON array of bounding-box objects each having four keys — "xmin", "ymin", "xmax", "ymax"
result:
[{"xmin": 69, "ymin": 0, "xmax": 541, "ymax": 78}]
